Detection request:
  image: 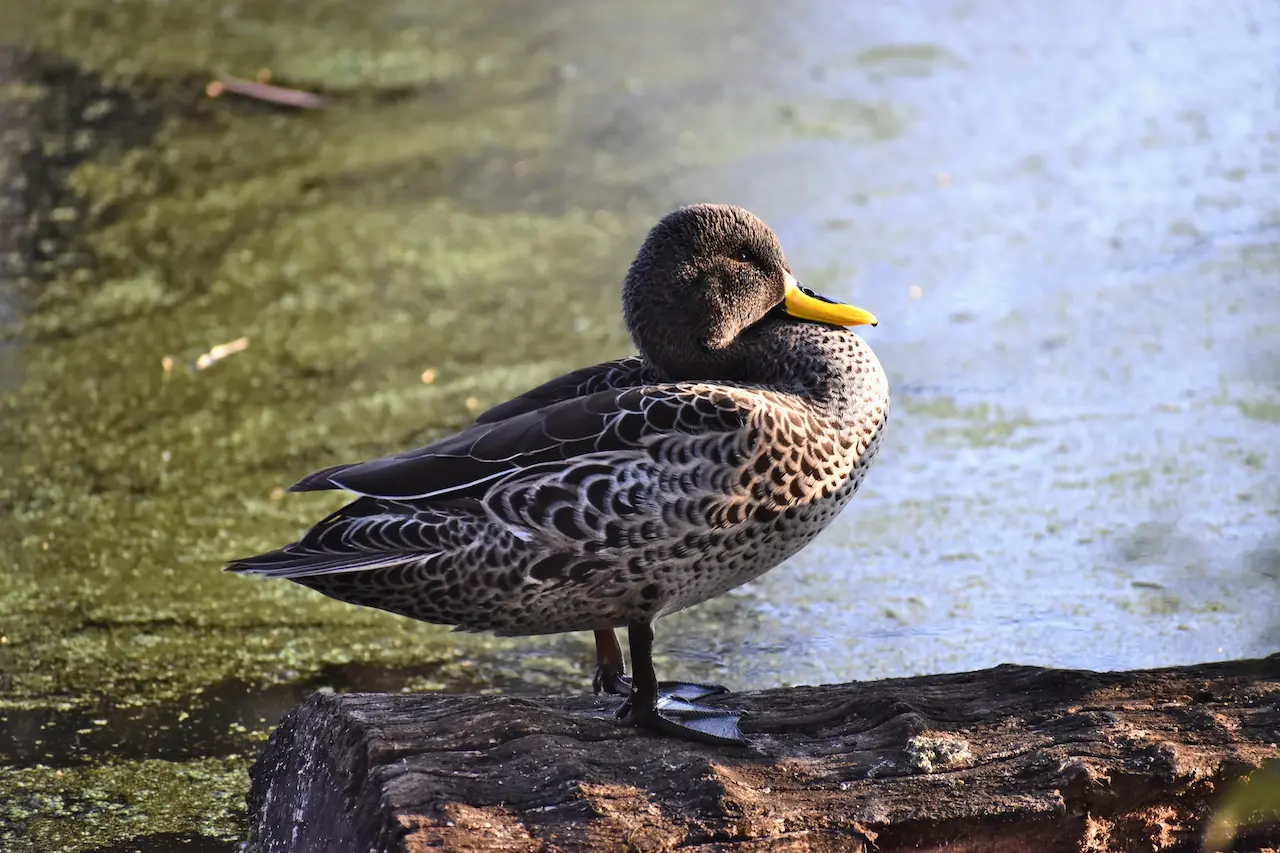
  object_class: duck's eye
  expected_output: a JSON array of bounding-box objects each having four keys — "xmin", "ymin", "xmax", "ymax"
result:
[{"xmin": 737, "ymin": 249, "xmax": 755, "ymax": 264}]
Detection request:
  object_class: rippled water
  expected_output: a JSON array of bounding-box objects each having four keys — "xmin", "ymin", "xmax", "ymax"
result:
[{"xmin": 2, "ymin": 0, "xmax": 1278, "ymax": 849}]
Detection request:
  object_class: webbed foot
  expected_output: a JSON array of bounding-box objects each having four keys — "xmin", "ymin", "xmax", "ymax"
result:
[
  {"xmin": 606, "ymin": 621, "xmax": 748, "ymax": 746},
  {"xmin": 593, "ymin": 668, "xmax": 729, "ymax": 703},
  {"xmin": 616, "ymin": 688, "xmax": 747, "ymax": 746}
]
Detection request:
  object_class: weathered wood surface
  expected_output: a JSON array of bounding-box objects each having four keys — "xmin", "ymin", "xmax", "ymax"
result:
[{"xmin": 247, "ymin": 656, "xmax": 1279, "ymax": 852}]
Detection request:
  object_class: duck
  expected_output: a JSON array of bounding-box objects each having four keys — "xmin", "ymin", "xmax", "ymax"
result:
[{"xmin": 227, "ymin": 204, "xmax": 889, "ymax": 745}]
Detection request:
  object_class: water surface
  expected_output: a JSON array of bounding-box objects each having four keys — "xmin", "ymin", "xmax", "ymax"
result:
[{"xmin": 1, "ymin": 0, "xmax": 1278, "ymax": 849}]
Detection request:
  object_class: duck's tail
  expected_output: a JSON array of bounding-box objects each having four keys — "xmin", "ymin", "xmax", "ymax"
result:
[
  {"xmin": 225, "ymin": 546, "xmax": 417, "ymax": 579},
  {"xmin": 225, "ymin": 496, "xmax": 459, "ymax": 579}
]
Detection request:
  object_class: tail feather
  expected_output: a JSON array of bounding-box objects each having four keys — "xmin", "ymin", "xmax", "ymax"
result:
[
  {"xmin": 225, "ymin": 546, "xmax": 419, "ymax": 579},
  {"xmin": 225, "ymin": 495, "xmax": 470, "ymax": 579}
]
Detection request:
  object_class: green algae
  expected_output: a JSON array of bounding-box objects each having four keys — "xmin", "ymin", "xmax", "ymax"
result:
[
  {"xmin": 1, "ymin": 757, "xmax": 247, "ymax": 852},
  {"xmin": 1239, "ymin": 400, "xmax": 1280, "ymax": 423},
  {"xmin": 3, "ymin": 0, "xmax": 543, "ymax": 89},
  {"xmin": 899, "ymin": 397, "xmax": 1039, "ymax": 447},
  {"xmin": 852, "ymin": 44, "xmax": 968, "ymax": 76},
  {"xmin": 778, "ymin": 98, "xmax": 909, "ymax": 145}
]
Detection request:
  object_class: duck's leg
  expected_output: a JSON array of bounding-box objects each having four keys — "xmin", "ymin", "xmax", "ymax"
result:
[
  {"xmin": 592, "ymin": 629, "xmax": 630, "ymax": 695},
  {"xmin": 615, "ymin": 620, "xmax": 747, "ymax": 746},
  {"xmin": 592, "ymin": 627, "xmax": 728, "ymax": 701}
]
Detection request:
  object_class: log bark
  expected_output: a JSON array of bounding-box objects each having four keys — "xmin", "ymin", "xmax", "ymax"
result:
[{"xmin": 246, "ymin": 656, "xmax": 1280, "ymax": 852}]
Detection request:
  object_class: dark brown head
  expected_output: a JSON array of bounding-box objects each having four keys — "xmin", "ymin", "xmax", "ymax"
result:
[{"xmin": 622, "ymin": 203, "xmax": 876, "ymax": 380}]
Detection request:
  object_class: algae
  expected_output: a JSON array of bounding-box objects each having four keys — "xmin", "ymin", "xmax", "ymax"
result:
[{"xmin": 2, "ymin": 757, "xmax": 246, "ymax": 853}]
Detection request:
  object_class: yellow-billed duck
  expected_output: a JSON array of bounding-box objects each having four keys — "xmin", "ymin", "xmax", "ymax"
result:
[{"xmin": 227, "ymin": 204, "xmax": 889, "ymax": 745}]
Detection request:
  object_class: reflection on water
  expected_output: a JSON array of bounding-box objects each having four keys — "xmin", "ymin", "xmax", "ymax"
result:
[{"xmin": 2, "ymin": 0, "xmax": 1278, "ymax": 849}]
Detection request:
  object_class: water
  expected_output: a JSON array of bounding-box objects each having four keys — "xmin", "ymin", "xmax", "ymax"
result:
[{"xmin": 1, "ymin": 0, "xmax": 1278, "ymax": 849}]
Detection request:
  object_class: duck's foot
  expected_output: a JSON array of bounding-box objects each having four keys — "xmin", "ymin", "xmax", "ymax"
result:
[
  {"xmin": 659, "ymin": 680, "xmax": 731, "ymax": 702},
  {"xmin": 615, "ymin": 689, "xmax": 748, "ymax": 746},
  {"xmin": 593, "ymin": 667, "xmax": 729, "ymax": 703},
  {"xmin": 608, "ymin": 620, "xmax": 746, "ymax": 745},
  {"xmin": 592, "ymin": 662, "xmax": 631, "ymax": 696}
]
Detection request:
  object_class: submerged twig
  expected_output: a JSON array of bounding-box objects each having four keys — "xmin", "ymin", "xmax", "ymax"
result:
[
  {"xmin": 160, "ymin": 336, "xmax": 249, "ymax": 382},
  {"xmin": 206, "ymin": 73, "xmax": 324, "ymax": 110},
  {"xmin": 194, "ymin": 336, "xmax": 250, "ymax": 370}
]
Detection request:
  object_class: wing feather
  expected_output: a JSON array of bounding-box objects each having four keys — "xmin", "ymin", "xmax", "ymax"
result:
[
  {"xmin": 473, "ymin": 357, "xmax": 652, "ymax": 424},
  {"xmin": 287, "ymin": 384, "xmax": 756, "ymax": 502},
  {"xmin": 230, "ymin": 383, "xmax": 775, "ymax": 586}
]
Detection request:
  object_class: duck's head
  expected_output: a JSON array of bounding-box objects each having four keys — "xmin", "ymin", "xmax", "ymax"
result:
[{"xmin": 622, "ymin": 203, "xmax": 878, "ymax": 380}]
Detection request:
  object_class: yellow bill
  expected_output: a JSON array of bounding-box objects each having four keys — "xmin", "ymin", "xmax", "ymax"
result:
[{"xmin": 783, "ymin": 272, "xmax": 878, "ymax": 327}]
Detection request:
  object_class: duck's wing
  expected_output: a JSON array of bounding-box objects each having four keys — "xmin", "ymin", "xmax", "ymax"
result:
[
  {"xmin": 229, "ymin": 383, "xmax": 767, "ymax": 585},
  {"xmin": 286, "ymin": 382, "xmax": 755, "ymax": 502},
  {"xmin": 473, "ymin": 356, "xmax": 653, "ymax": 424}
]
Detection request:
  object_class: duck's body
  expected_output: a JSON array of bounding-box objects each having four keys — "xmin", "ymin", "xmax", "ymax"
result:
[
  {"xmin": 279, "ymin": 327, "xmax": 887, "ymax": 637},
  {"xmin": 229, "ymin": 204, "xmax": 888, "ymax": 745}
]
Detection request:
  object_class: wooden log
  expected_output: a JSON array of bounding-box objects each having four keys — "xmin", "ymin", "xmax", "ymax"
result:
[{"xmin": 246, "ymin": 656, "xmax": 1280, "ymax": 852}]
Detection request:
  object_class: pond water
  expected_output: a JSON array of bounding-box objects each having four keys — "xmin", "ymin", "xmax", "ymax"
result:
[{"xmin": 2, "ymin": 0, "xmax": 1278, "ymax": 849}]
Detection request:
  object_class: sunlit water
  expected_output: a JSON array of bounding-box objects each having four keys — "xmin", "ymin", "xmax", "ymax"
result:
[{"xmin": 1, "ymin": 0, "xmax": 1277, "ymax": 849}]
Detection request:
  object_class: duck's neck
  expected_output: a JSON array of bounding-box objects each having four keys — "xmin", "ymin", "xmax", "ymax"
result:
[
  {"xmin": 743, "ymin": 318, "xmax": 883, "ymax": 421},
  {"xmin": 649, "ymin": 315, "xmax": 886, "ymax": 424}
]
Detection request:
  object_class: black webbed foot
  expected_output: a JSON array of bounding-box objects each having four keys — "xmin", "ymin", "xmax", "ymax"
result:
[
  {"xmin": 657, "ymin": 680, "xmax": 729, "ymax": 702},
  {"xmin": 608, "ymin": 621, "xmax": 747, "ymax": 746},
  {"xmin": 615, "ymin": 689, "xmax": 747, "ymax": 746}
]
